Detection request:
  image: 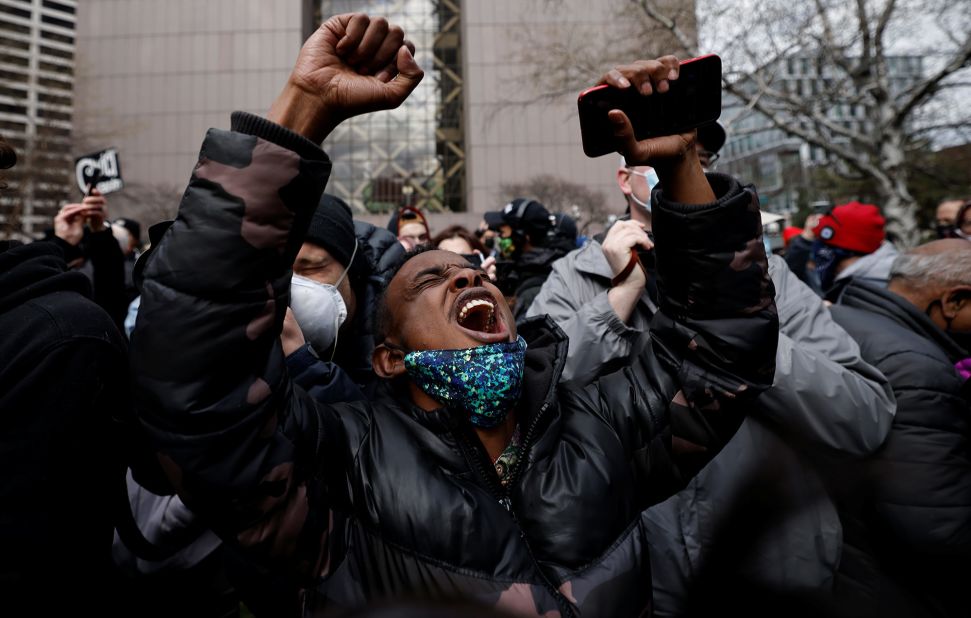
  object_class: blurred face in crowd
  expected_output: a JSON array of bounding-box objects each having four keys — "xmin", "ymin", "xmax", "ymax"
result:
[
  {"xmin": 802, "ymin": 213, "xmax": 822, "ymax": 240},
  {"xmin": 959, "ymin": 207, "xmax": 971, "ymax": 239},
  {"xmin": 294, "ymin": 241, "xmax": 357, "ymax": 323},
  {"xmin": 617, "ymin": 165, "xmax": 655, "ymax": 227},
  {"xmin": 373, "ymin": 250, "xmax": 516, "ymax": 376},
  {"xmin": 889, "ymin": 240, "xmax": 971, "ymax": 336},
  {"xmin": 937, "ymin": 200, "xmax": 962, "ymax": 227},
  {"xmin": 476, "ymin": 221, "xmax": 498, "ymax": 251},
  {"xmin": 398, "ymin": 221, "xmax": 429, "ymax": 251},
  {"xmin": 438, "ymin": 235, "xmax": 474, "ymax": 255}
]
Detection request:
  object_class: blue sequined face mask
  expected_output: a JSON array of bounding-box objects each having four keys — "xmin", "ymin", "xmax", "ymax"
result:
[{"xmin": 403, "ymin": 336, "xmax": 527, "ymax": 428}]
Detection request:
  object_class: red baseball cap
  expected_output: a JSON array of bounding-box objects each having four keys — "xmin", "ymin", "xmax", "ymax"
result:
[
  {"xmin": 783, "ymin": 226, "xmax": 803, "ymax": 247},
  {"xmin": 813, "ymin": 201, "xmax": 885, "ymax": 254}
]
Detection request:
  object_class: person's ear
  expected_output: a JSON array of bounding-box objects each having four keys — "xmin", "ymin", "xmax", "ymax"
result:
[
  {"xmin": 617, "ymin": 168, "xmax": 633, "ymax": 196},
  {"xmin": 942, "ymin": 286, "xmax": 971, "ymax": 319},
  {"xmin": 372, "ymin": 343, "xmax": 407, "ymax": 379}
]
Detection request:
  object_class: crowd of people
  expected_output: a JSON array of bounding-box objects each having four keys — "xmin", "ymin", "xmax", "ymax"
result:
[{"xmin": 1, "ymin": 11, "xmax": 969, "ymax": 618}]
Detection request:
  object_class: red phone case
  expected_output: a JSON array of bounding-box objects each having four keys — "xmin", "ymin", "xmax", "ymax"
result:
[{"xmin": 578, "ymin": 54, "xmax": 721, "ymax": 158}]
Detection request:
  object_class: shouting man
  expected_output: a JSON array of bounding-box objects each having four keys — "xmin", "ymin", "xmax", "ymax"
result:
[{"xmin": 132, "ymin": 13, "xmax": 778, "ymax": 616}]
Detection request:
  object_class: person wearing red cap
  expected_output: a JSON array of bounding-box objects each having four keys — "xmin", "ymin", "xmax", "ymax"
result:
[
  {"xmin": 783, "ymin": 226, "xmax": 803, "ymax": 248},
  {"xmin": 811, "ymin": 200, "xmax": 899, "ymax": 293}
]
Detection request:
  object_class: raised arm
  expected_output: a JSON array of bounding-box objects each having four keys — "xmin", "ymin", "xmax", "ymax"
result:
[
  {"xmin": 570, "ymin": 58, "xmax": 778, "ymax": 501},
  {"xmin": 131, "ymin": 13, "xmax": 422, "ymax": 579}
]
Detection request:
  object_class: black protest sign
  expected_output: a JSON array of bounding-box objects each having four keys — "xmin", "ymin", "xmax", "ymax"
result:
[{"xmin": 75, "ymin": 148, "xmax": 124, "ymax": 195}]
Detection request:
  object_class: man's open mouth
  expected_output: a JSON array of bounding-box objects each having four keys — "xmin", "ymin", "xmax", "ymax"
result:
[{"xmin": 454, "ymin": 289, "xmax": 508, "ymax": 343}]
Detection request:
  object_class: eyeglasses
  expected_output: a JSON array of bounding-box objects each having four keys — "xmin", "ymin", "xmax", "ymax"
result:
[{"xmin": 697, "ymin": 150, "xmax": 720, "ymax": 169}]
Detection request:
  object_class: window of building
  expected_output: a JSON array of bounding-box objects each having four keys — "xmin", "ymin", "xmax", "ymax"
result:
[
  {"xmin": 41, "ymin": 29, "xmax": 73, "ymax": 45},
  {"xmin": 0, "ymin": 19, "xmax": 30, "ymax": 35},
  {"xmin": 317, "ymin": 0, "xmax": 464, "ymax": 213},
  {"xmin": 0, "ymin": 4, "xmax": 31, "ymax": 19},
  {"xmin": 40, "ymin": 13, "xmax": 73, "ymax": 29},
  {"xmin": 39, "ymin": 44, "xmax": 73, "ymax": 60},
  {"xmin": 42, "ymin": 0, "xmax": 76, "ymax": 14}
]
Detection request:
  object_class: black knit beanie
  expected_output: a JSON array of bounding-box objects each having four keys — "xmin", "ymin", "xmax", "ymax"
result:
[{"xmin": 306, "ymin": 193, "xmax": 356, "ymax": 270}]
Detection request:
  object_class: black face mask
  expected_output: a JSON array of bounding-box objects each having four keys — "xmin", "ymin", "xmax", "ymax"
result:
[
  {"xmin": 926, "ymin": 299, "xmax": 971, "ymax": 352},
  {"xmin": 936, "ymin": 223, "xmax": 958, "ymax": 239}
]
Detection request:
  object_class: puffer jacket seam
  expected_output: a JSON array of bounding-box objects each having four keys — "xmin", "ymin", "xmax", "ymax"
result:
[
  {"xmin": 552, "ymin": 516, "xmax": 643, "ymax": 583},
  {"xmin": 349, "ymin": 522, "xmax": 541, "ymax": 584}
]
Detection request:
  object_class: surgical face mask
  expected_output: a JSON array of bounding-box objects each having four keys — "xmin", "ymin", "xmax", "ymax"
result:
[
  {"xmin": 628, "ymin": 168, "xmax": 659, "ymax": 212},
  {"xmin": 403, "ymin": 336, "xmax": 527, "ymax": 428}
]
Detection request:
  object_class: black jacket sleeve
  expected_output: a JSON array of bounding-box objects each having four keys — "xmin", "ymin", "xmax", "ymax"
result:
[
  {"xmin": 578, "ymin": 173, "xmax": 779, "ymax": 504},
  {"xmin": 286, "ymin": 344, "xmax": 366, "ymax": 404},
  {"xmin": 85, "ymin": 227, "xmax": 128, "ymax": 331},
  {"xmin": 132, "ymin": 113, "xmax": 352, "ymax": 581}
]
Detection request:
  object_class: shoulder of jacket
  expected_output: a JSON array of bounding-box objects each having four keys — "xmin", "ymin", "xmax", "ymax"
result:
[{"xmin": 834, "ymin": 306, "xmax": 953, "ymax": 375}]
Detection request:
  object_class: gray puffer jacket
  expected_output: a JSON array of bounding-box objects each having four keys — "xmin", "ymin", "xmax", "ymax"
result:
[{"xmin": 529, "ymin": 241, "xmax": 897, "ymax": 614}]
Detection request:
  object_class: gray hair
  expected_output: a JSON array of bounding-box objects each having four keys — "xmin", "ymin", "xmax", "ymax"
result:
[{"xmin": 890, "ymin": 250, "xmax": 971, "ymax": 288}]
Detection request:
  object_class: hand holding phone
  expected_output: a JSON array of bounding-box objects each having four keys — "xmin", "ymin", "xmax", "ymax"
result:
[
  {"xmin": 581, "ymin": 56, "xmax": 720, "ymax": 205},
  {"xmin": 578, "ymin": 55, "xmax": 722, "ymax": 159}
]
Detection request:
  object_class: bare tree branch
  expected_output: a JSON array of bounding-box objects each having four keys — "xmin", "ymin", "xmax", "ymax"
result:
[
  {"xmin": 811, "ymin": 0, "xmax": 858, "ymax": 83},
  {"xmin": 632, "ymin": 0, "xmax": 698, "ymax": 55},
  {"xmin": 891, "ymin": 34, "xmax": 971, "ymax": 127},
  {"xmin": 873, "ymin": 0, "xmax": 897, "ymax": 47}
]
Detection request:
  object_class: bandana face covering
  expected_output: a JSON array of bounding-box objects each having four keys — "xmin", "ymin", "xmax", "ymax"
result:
[
  {"xmin": 811, "ymin": 240, "xmax": 857, "ymax": 292},
  {"xmin": 404, "ymin": 336, "xmax": 527, "ymax": 428}
]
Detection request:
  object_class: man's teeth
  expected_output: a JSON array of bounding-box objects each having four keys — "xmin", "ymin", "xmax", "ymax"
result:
[{"xmin": 459, "ymin": 298, "xmax": 495, "ymax": 321}]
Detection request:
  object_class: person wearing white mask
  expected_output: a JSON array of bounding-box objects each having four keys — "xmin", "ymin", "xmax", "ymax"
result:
[{"xmin": 283, "ymin": 194, "xmax": 370, "ymax": 404}]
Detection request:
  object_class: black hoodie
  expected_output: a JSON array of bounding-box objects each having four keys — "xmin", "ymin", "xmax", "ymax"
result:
[{"xmin": 0, "ymin": 241, "xmax": 128, "ymax": 610}]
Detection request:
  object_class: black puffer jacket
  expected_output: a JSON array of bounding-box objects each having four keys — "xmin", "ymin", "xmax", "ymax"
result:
[
  {"xmin": 0, "ymin": 240, "xmax": 128, "ymax": 611},
  {"xmin": 831, "ymin": 281, "xmax": 971, "ymax": 618},
  {"xmin": 132, "ymin": 112, "xmax": 778, "ymax": 616}
]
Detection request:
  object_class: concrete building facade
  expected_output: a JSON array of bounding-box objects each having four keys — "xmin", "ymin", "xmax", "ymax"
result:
[{"xmin": 0, "ymin": 0, "xmax": 77, "ymax": 237}]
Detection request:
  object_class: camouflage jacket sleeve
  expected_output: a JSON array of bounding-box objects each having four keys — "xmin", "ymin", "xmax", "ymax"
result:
[
  {"xmin": 578, "ymin": 173, "xmax": 779, "ymax": 505},
  {"xmin": 131, "ymin": 112, "xmax": 348, "ymax": 581},
  {"xmin": 649, "ymin": 172, "xmax": 778, "ymax": 485}
]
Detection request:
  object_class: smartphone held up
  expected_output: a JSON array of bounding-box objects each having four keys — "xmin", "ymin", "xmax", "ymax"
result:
[{"xmin": 578, "ymin": 55, "xmax": 722, "ymax": 158}]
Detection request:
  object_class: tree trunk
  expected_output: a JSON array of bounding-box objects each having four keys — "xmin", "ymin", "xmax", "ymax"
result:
[{"xmin": 877, "ymin": 125, "xmax": 921, "ymax": 247}]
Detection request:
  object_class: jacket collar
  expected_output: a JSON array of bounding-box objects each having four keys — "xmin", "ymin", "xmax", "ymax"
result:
[{"xmin": 837, "ymin": 279, "xmax": 967, "ymax": 363}]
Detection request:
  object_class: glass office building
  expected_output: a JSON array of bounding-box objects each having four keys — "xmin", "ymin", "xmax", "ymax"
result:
[{"xmin": 318, "ymin": 0, "xmax": 464, "ymax": 214}]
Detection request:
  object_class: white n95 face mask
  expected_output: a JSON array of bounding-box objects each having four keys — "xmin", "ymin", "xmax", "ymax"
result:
[{"xmin": 289, "ymin": 274, "xmax": 348, "ymax": 358}]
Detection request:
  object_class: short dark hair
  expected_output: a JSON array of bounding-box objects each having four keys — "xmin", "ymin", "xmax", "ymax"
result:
[{"xmin": 373, "ymin": 244, "xmax": 436, "ymax": 343}]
